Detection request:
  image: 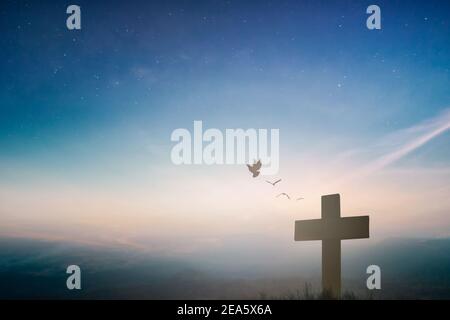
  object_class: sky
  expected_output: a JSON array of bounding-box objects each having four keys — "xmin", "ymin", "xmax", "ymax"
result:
[{"xmin": 0, "ymin": 0, "xmax": 450, "ymax": 265}]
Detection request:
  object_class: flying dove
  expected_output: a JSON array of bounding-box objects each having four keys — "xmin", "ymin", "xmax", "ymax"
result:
[
  {"xmin": 277, "ymin": 193, "xmax": 291, "ymax": 200},
  {"xmin": 266, "ymin": 179, "xmax": 282, "ymax": 186},
  {"xmin": 247, "ymin": 160, "xmax": 262, "ymax": 178}
]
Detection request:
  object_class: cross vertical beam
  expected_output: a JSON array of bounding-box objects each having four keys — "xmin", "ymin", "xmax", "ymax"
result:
[
  {"xmin": 322, "ymin": 194, "xmax": 341, "ymax": 297},
  {"xmin": 322, "ymin": 239, "xmax": 341, "ymax": 297}
]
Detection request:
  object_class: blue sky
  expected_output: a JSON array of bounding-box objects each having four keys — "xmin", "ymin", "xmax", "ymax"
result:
[{"xmin": 0, "ymin": 0, "xmax": 450, "ymax": 252}]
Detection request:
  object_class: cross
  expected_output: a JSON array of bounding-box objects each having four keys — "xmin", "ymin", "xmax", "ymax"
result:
[{"xmin": 294, "ymin": 194, "xmax": 369, "ymax": 298}]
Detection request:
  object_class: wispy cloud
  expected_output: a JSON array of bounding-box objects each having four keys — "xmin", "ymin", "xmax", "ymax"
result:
[{"xmin": 341, "ymin": 108, "xmax": 450, "ymax": 184}]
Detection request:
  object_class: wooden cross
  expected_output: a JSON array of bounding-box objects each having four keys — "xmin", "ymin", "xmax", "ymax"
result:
[{"xmin": 294, "ymin": 194, "xmax": 369, "ymax": 298}]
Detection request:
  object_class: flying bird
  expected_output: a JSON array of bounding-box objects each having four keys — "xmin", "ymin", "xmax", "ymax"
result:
[
  {"xmin": 277, "ymin": 193, "xmax": 291, "ymax": 200},
  {"xmin": 266, "ymin": 179, "xmax": 282, "ymax": 186},
  {"xmin": 247, "ymin": 160, "xmax": 262, "ymax": 178},
  {"xmin": 296, "ymin": 197, "xmax": 304, "ymax": 201}
]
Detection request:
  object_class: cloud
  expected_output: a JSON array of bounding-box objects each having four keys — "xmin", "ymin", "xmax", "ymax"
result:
[{"xmin": 343, "ymin": 108, "xmax": 450, "ymax": 183}]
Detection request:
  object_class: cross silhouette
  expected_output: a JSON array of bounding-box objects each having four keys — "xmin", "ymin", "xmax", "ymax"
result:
[{"xmin": 294, "ymin": 194, "xmax": 369, "ymax": 298}]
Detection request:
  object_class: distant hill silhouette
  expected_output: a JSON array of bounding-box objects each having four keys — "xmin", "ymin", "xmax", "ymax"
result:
[
  {"xmin": 1, "ymin": 237, "xmax": 449, "ymax": 299},
  {"xmin": 343, "ymin": 237, "xmax": 450, "ymax": 299}
]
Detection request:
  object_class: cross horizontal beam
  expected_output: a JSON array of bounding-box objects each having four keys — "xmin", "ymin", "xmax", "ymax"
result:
[{"xmin": 294, "ymin": 216, "xmax": 369, "ymax": 241}]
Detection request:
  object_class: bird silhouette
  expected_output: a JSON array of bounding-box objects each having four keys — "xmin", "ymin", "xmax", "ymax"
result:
[
  {"xmin": 266, "ymin": 179, "xmax": 281, "ymax": 186},
  {"xmin": 277, "ymin": 193, "xmax": 290, "ymax": 200},
  {"xmin": 247, "ymin": 160, "xmax": 262, "ymax": 178},
  {"xmin": 296, "ymin": 197, "xmax": 304, "ymax": 201}
]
